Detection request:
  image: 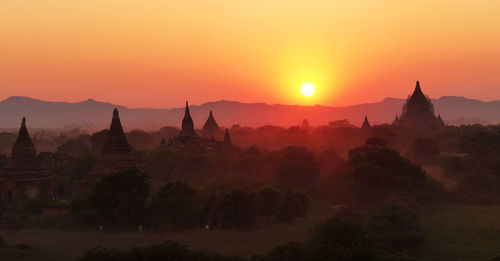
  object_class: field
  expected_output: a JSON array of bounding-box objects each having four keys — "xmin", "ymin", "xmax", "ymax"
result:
[
  {"xmin": 1, "ymin": 204, "xmax": 500, "ymax": 260},
  {"xmin": 420, "ymin": 205, "xmax": 500, "ymax": 261}
]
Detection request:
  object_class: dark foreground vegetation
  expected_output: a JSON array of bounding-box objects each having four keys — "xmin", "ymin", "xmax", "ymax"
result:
[{"xmin": 2, "ymin": 122, "xmax": 500, "ymax": 260}]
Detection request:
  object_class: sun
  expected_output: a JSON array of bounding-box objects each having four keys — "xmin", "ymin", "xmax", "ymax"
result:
[{"xmin": 301, "ymin": 83, "xmax": 315, "ymax": 97}]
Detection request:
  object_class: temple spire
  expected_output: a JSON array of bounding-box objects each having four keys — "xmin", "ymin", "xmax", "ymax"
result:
[
  {"xmin": 224, "ymin": 128, "xmax": 232, "ymax": 146},
  {"xmin": 203, "ymin": 109, "xmax": 219, "ymax": 137},
  {"xmin": 412, "ymin": 80, "xmax": 424, "ymax": 97},
  {"xmin": 181, "ymin": 100, "xmax": 195, "ymax": 137},
  {"xmin": 102, "ymin": 108, "xmax": 131, "ymax": 154},
  {"xmin": 361, "ymin": 115, "xmax": 371, "ymax": 130},
  {"xmin": 11, "ymin": 117, "xmax": 36, "ymax": 160},
  {"xmin": 394, "ymin": 81, "xmax": 443, "ymax": 128},
  {"xmin": 89, "ymin": 108, "xmax": 135, "ymax": 180}
]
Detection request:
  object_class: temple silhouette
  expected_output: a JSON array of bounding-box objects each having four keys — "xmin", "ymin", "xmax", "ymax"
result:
[
  {"xmin": 393, "ymin": 81, "xmax": 445, "ymax": 128},
  {"xmin": 168, "ymin": 101, "xmax": 232, "ymax": 151},
  {"xmin": 361, "ymin": 116, "xmax": 371, "ymax": 131},
  {"xmin": 88, "ymin": 108, "xmax": 136, "ymax": 182},
  {"xmin": 0, "ymin": 118, "xmax": 53, "ymax": 202}
]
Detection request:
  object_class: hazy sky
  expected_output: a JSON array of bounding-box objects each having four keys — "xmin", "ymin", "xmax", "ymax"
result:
[{"xmin": 1, "ymin": 1, "xmax": 500, "ymax": 108}]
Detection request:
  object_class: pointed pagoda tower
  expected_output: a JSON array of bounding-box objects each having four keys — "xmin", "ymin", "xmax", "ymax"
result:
[
  {"xmin": 393, "ymin": 81, "xmax": 444, "ymax": 128},
  {"xmin": 181, "ymin": 101, "xmax": 196, "ymax": 137},
  {"xmin": 361, "ymin": 116, "xmax": 371, "ymax": 130},
  {"xmin": 89, "ymin": 108, "xmax": 135, "ymax": 180},
  {"xmin": 0, "ymin": 118, "xmax": 52, "ymax": 202},
  {"xmin": 223, "ymin": 128, "xmax": 232, "ymax": 146},
  {"xmin": 393, "ymin": 115, "xmax": 399, "ymax": 124},
  {"xmin": 202, "ymin": 110, "xmax": 219, "ymax": 138}
]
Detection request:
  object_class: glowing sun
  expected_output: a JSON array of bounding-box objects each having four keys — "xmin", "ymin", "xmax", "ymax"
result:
[{"xmin": 301, "ymin": 83, "xmax": 315, "ymax": 96}]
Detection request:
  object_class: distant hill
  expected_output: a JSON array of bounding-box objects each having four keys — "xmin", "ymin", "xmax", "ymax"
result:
[{"xmin": 0, "ymin": 96, "xmax": 498, "ymax": 131}]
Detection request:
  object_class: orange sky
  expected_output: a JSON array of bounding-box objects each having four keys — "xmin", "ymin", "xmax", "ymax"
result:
[{"xmin": 1, "ymin": 1, "xmax": 500, "ymax": 108}]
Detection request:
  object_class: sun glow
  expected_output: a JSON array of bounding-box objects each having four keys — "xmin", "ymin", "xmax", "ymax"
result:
[{"xmin": 301, "ymin": 83, "xmax": 315, "ymax": 97}]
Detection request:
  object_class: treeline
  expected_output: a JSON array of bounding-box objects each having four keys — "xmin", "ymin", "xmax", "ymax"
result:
[
  {"xmin": 78, "ymin": 200, "xmax": 425, "ymax": 261},
  {"xmin": 70, "ymin": 169, "xmax": 310, "ymax": 230}
]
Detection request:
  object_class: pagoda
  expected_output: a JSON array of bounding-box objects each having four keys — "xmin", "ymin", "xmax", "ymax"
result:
[
  {"xmin": 202, "ymin": 110, "xmax": 220, "ymax": 138},
  {"xmin": 0, "ymin": 118, "xmax": 52, "ymax": 202},
  {"xmin": 223, "ymin": 128, "xmax": 232, "ymax": 147},
  {"xmin": 361, "ymin": 116, "xmax": 371, "ymax": 130},
  {"xmin": 168, "ymin": 101, "xmax": 232, "ymax": 151},
  {"xmin": 393, "ymin": 81, "xmax": 444, "ymax": 128},
  {"xmin": 89, "ymin": 108, "xmax": 136, "ymax": 180}
]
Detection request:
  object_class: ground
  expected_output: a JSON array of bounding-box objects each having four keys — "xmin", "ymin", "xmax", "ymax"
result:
[
  {"xmin": 1, "ymin": 204, "xmax": 500, "ymax": 260},
  {"xmin": 420, "ymin": 205, "xmax": 500, "ymax": 261}
]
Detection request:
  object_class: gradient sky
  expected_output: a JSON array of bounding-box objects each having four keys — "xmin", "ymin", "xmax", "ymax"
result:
[{"xmin": 1, "ymin": 1, "xmax": 500, "ymax": 108}]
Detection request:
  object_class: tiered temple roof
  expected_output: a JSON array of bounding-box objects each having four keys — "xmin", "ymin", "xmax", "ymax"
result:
[
  {"xmin": 393, "ymin": 81, "xmax": 444, "ymax": 128},
  {"xmin": 90, "ymin": 108, "xmax": 135, "ymax": 177}
]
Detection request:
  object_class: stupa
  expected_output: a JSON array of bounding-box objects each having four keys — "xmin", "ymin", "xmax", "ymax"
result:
[
  {"xmin": 0, "ymin": 118, "xmax": 52, "ymax": 202},
  {"xmin": 202, "ymin": 110, "xmax": 219, "ymax": 138},
  {"xmin": 88, "ymin": 108, "xmax": 136, "ymax": 180},
  {"xmin": 361, "ymin": 116, "xmax": 371, "ymax": 130},
  {"xmin": 393, "ymin": 81, "xmax": 444, "ymax": 128}
]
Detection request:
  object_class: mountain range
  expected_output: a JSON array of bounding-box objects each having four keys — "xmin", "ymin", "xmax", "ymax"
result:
[{"xmin": 0, "ymin": 96, "xmax": 497, "ymax": 131}]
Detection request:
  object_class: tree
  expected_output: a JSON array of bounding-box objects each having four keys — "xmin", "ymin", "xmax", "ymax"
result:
[
  {"xmin": 56, "ymin": 139, "xmax": 91, "ymax": 157},
  {"xmin": 126, "ymin": 130, "xmax": 155, "ymax": 150},
  {"xmin": 150, "ymin": 180, "xmax": 206, "ymax": 229},
  {"xmin": 89, "ymin": 168, "xmax": 150, "ymax": 226},
  {"xmin": 365, "ymin": 201, "xmax": 423, "ymax": 257},
  {"xmin": 306, "ymin": 218, "xmax": 375, "ymax": 261},
  {"xmin": 255, "ymin": 186, "xmax": 282, "ymax": 219},
  {"xmin": 91, "ymin": 129, "xmax": 108, "ymax": 154},
  {"xmin": 407, "ymin": 137, "xmax": 439, "ymax": 163},
  {"xmin": 348, "ymin": 146, "xmax": 427, "ymax": 203},
  {"xmin": 220, "ymin": 190, "xmax": 256, "ymax": 229},
  {"xmin": 277, "ymin": 188, "xmax": 310, "ymax": 222},
  {"xmin": 274, "ymin": 146, "xmax": 319, "ymax": 192},
  {"xmin": 365, "ymin": 137, "xmax": 388, "ymax": 147}
]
